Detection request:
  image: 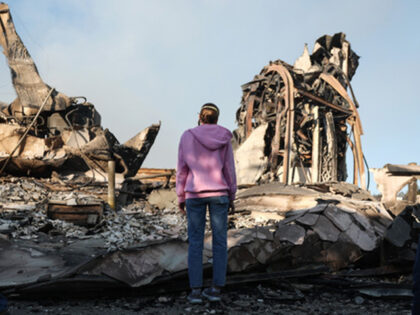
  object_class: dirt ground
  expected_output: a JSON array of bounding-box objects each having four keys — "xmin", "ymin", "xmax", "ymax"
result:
[{"xmin": 6, "ymin": 282, "xmax": 412, "ymax": 315}]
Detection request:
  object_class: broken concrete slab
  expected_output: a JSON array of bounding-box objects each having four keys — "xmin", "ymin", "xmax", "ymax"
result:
[
  {"xmin": 90, "ymin": 240, "xmax": 189, "ymax": 287},
  {"xmin": 313, "ymin": 215, "xmax": 340, "ymax": 242},
  {"xmin": 235, "ymin": 183, "xmax": 319, "ymax": 213},
  {"xmin": 385, "ymin": 216, "xmax": 412, "ymax": 247},
  {"xmin": 275, "ymin": 224, "xmax": 306, "ymax": 245},
  {"xmin": 324, "ymin": 204, "xmax": 353, "ymax": 231},
  {"xmin": 305, "ymin": 204, "xmax": 329, "ymax": 214},
  {"xmin": 344, "ymin": 222, "xmax": 378, "ymax": 251},
  {"xmin": 246, "ymin": 239, "xmax": 276, "ymax": 264},
  {"xmin": 147, "ymin": 188, "xmax": 177, "ymax": 210},
  {"xmin": 296, "ymin": 213, "xmax": 320, "ymax": 226},
  {"xmin": 237, "ymin": 182, "xmax": 318, "ymax": 198},
  {"xmin": 228, "ymin": 246, "xmax": 259, "ymax": 272}
]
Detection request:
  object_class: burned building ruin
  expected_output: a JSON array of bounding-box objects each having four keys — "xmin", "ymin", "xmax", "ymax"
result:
[
  {"xmin": 234, "ymin": 32, "xmax": 366, "ymax": 189},
  {"xmin": 0, "ymin": 2, "xmax": 418, "ymax": 305},
  {"xmin": 0, "ymin": 3, "xmax": 159, "ymax": 178}
]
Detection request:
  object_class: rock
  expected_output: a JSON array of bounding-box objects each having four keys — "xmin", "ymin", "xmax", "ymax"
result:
[
  {"xmin": 275, "ymin": 223, "xmax": 305, "ymax": 245},
  {"xmin": 313, "ymin": 215, "xmax": 340, "ymax": 242},
  {"xmin": 385, "ymin": 216, "xmax": 411, "ymax": 247},
  {"xmin": 308, "ymin": 204, "xmax": 329, "ymax": 213},
  {"xmin": 246, "ymin": 239, "xmax": 276, "ymax": 264},
  {"xmin": 324, "ymin": 205, "xmax": 353, "ymax": 231},
  {"xmin": 296, "ymin": 213, "xmax": 319, "ymax": 226},
  {"xmin": 147, "ymin": 189, "xmax": 177, "ymax": 210},
  {"xmin": 158, "ymin": 296, "xmax": 170, "ymax": 303},
  {"xmin": 344, "ymin": 222, "xmax": 377, "ymax": 251}
]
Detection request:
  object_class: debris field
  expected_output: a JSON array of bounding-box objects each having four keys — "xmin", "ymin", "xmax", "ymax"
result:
[{"xmin": 0, "ymin": 2, "xmax": 417, "ymax": 314}]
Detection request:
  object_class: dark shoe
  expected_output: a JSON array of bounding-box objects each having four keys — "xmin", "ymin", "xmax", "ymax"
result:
[
  {"xmin": 202, "ymin": 287, "xmax": 221, "ymax": 302},
  {"xmin": 187, "ymin": 289, "xmax": 203, "ymax": 304}
]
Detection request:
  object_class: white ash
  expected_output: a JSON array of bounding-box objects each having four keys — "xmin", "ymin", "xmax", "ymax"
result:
[
  {"xmin": 100, "ymin": 207, "xmax": 188, "ymax": 250},
  {"xmin": 0, "ymin": 178, "xmax": 49, "ymax": 204},
  {"xmin": 0, "ymin": 177, "xmax": 279, "ymax": 251},
  {"xmin": 7, "ymin": 204, "xmax": 188, "ymax": 251}
]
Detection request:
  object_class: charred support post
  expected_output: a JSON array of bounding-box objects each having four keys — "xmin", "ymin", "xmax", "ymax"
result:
[
  {"xmin": 108, "ymin": 160, "xmax": 116, "ymax": 210},
  {"xmin": 270, "ymin": 100, "xmax": 283, "ymax": 172},
  {"xmin": 311, "ymin": 106, "xmax": 320, "ymax": 183},
  {"xmin": 325, "ymin": 112, "xmax": 338, "ymax": 181}
]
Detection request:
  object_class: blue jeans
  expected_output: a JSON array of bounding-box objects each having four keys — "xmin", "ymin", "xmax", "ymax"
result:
[
  {"xmin": 413, "ymin": 236, "xmax": 420, "ymax": 314},
  {"xmin": 186, "ymin": 195, "xmax": 229, "ymax": 288}
]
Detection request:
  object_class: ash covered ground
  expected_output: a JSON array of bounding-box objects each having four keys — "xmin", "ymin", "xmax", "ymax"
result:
[
  {"xmin": 0, "ymin": 176, "xmax": 415, "ymax": 315},
  {"xmin": 7, "ymin": 281, "xmax": 411, "ymax": 314}
]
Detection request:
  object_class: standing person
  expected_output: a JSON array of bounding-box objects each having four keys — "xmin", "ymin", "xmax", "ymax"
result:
[{"xmin": 176, "ymin": 103, "xmax": 237, "ymax": 304}]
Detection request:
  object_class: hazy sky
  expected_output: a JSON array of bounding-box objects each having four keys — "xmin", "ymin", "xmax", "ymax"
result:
[{"xmin": 1, "ymin": 0, "xmax": 419, "ymax": 192}]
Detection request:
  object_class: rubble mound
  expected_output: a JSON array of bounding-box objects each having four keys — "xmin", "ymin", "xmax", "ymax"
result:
[{"xmin": 1, "ymin": 179, "xmax": 409, "ymax": 296}]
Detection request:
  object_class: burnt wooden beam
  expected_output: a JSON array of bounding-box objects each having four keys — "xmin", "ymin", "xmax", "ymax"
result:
[{"xmin": 296, "ymin": 88, "xmax": 353, "ymax": 115}]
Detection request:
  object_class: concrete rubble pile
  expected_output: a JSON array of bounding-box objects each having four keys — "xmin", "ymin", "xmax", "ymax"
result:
[
  {"xmin": 234, "ymin": 32, "xmax": 366, "ymax": 189},
  {"xmin": 0, "ymin": 3, "xmax": 160, "ymax": 178}
]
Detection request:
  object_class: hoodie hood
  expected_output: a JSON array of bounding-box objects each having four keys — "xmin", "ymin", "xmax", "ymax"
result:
[{"xmin": 188, "ymin": 124, "xmax": 232, "ymax": 150}]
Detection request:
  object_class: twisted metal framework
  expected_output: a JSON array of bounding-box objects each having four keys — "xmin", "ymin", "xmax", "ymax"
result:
[{"xmin": 235, "ymin": 33, "xmax": 366, "ymax": 188}]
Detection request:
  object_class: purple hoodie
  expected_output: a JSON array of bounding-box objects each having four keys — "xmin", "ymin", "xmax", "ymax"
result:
[{"xmin": 176, "ymin": 124, "xmax": 237, "ymax": 203}]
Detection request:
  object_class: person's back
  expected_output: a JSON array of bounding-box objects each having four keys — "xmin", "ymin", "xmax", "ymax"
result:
[
  {"xmin": 176, "ymin": 103, "xmax": 236, "ymax": 304},
  {"xmin": 177, "ymin": 123, "xmax": 236, "ymax": 201}
]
